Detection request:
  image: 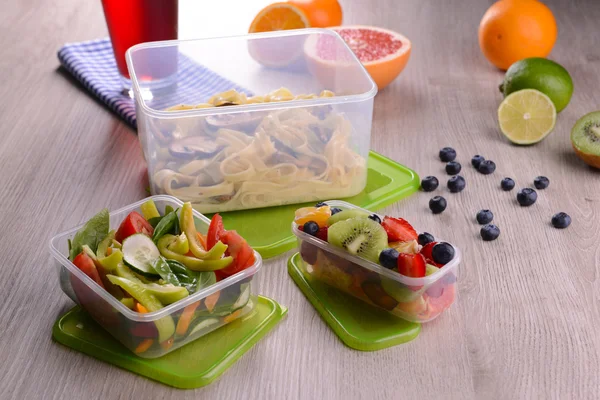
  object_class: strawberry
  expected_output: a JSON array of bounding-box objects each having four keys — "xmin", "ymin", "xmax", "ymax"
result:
[
  {"xmin": 316, "ymin": 227, "xmax": 328, "ymax": 241},
  {"xmin": 397, "ymin": 253, "xmax": 426, "ymax": 278},
  {"xmin": 381, "ymin": 217, "xmax": 418, "ymax": 242},
  {"xmin": 420, "ymin": 242, "xmax": 443, "ymax": 267}
]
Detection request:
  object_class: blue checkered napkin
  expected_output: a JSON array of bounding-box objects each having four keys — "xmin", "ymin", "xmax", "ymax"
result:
[{"xmin": 57, "ymin": 38, "xmax": 250, "ymax": 129}]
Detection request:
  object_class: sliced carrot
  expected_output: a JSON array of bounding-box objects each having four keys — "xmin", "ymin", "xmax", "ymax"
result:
[
  {"xmin": 135, "ymin": 303, "xmax": 149, "ymax": 314},
  {"xmin": 176, "ymin": 301, "xmax": 201, "ymax": 336},
  {"xmin": 197, "ymin": 232, "xmax": 208, "ymax": 250},
  {"xmin": 160, "ymin": 337, "xmax": 174, "ymax": 351},
  {"xmin": 205, "ymin": 291, "xmax": 221, "ymax": 313},
  {"xmin": 135, "ymin": 338, "xmax": 153, "ymax": 354},
  {"xmin": 223, "ymin": 309, "xmax": 243, "ymax": 324},
  {"xmin": 106, "ymin": 247, "xmax": 113, "ymax": 256}
]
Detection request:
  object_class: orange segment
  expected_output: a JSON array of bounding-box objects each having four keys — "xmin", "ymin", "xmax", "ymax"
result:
[
  {"xmin": 294, "ymin": 206, "xmax": 332, "ymax": 227},
  {"xmin": 249, "ymin": 2, "xmax": 310, "ymax": 33}
]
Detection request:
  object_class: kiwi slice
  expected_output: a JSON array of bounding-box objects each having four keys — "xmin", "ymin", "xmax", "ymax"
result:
[
  {"xmin": 380, "ymin": 277, "xmax": 422, "ymax": 303},
  {"xmin": 571, "ymin": 111, "xmax": 600, "ymax": 169},
  {"xmin": 327, "ymin": 217, "xmax": 388, "ymax": 263},
  {"xmin": 327, "ymin": 209, "xmax": 370, "ymax": 226}
]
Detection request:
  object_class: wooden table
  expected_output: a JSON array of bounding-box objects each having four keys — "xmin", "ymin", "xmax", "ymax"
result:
[{"xmin": 2, "ymin": 0, "xmax": 599, "ymax": 398}]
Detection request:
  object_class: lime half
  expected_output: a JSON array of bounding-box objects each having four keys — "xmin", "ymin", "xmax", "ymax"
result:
[{"xmin": 498, "ymin": 89, "xmax": 557, "ymax": 145}]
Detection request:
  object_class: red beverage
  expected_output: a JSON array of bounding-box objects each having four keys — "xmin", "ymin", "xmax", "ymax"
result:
[{"xmin": 101, "ymin": 0, "xmax": 178, "ymax": 79}]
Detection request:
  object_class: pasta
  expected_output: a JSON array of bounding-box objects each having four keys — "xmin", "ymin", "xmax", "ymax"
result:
[{"xmin": 151, "ymin": 88, "xmax": 367, "ymax": 213}]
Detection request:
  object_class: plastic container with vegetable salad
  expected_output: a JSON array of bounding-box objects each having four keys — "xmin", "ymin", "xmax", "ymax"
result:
[
  {"xmin": 49, "ymin": 195, "xmax": 262, "ymax": 358},
  {"xmin": 292, "ymin": 201, "xmax": 460, "ymax": 323},
  {"xmin": 126, "ymin": 29, "xmax": 377, "ymax": 214}
]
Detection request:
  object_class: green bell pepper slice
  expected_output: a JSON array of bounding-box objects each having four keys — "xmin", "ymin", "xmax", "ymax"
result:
[
  {"xmin": 140, "ymin": 200, "xmax": 161, "ymax": 220},
  {"xmin": 167, "ymin": 232, "xmax": 190, "ymax": 255},
  {"xmin": 180, "ymin": 202, "xmax": 227, "ymax": 260},
  {"xmin": 157, "ymin": 235, "xmax": 233, "ymax": 272},
  {"xmin": 96, "ymin": 230, "xmax": 116, "ymax": 258}
]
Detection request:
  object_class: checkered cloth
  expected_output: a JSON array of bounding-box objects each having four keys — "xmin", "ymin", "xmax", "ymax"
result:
[{"xmin": 57, "ymin": 38, "xmax": 250, "ymax": 129}]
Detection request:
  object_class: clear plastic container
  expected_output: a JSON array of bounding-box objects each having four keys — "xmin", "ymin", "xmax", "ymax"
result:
[
  {"xmin": 126, "ymin": 29, "xmax": 377, "ymax": 213},
  {"xmin": 292, "ymin": 201, "xmax": 460, "ymax": 323},
  {"xmin": 49, "ymin": 195, "xmax": 262, "ymax": 358}
]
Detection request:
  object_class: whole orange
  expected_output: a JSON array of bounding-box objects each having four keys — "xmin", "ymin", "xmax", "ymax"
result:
[
  {"xmin": 478, "ymin": 0, "xmax": 557, "ymax": 70},
  {"xmin": 288, "ymin": 0, "xmax": 343, "ymax": 27}
]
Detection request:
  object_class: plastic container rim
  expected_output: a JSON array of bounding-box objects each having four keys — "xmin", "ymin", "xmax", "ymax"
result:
[
  {"xmin": 125, "ymin": 28, "xmax": 378, "ymax": 118},
  {"xmin": 49, "ymin": 195, "xmax": 263, "ymax": 322},
  {"xmin": 291, "ymin": 200, "xmax": 461, "ymax": 286}
]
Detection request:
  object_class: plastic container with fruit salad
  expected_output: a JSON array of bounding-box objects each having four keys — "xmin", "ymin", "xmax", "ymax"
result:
[{"xmin": 292, "ymin": 201, "xmax": 460, "ymax": 323}]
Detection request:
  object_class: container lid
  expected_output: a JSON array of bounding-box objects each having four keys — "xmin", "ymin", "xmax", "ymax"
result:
[
  {"xmin": 288, "ymin": 253, "xmax": 420, "ymax": 351},
  {"xmin": 52, "ymin": 296, "xmax": 287, "ymax": 389},
  {"xmin": 215, "ymin": 151, "xmax": 420, "ymax": 258}
]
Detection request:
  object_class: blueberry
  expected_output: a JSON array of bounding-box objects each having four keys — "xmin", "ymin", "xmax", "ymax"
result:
[
  {"xmin": 481, "ymin": 224, "xmax": 500, "ymax": 241},
  {"xmin": 421, "ymin": 176, "xmax": 439, "ymax": 192},
  {"xmin": 447, "ymin": 175, "xmax": 466, "ymax": 193},
  {"xmin": 330, "ymin": 207, "xmax": 342, "ymax": 215},
  {"xmin": 418, "ymin": 232, "xmax": 435, "ymax": 246},
  {"xmin": 501, "ymin": 177, "xmax": 515, "ymax": 191},
  {"xmin": 476, "ymin": 209, "xmax": 494, "ymax": 224},
  {"xmin": 445, "ymin": 161, "xmax": 462, "ymax": 175},
  {"xmin": 439, "ymin": 147, "xmax": 457, "ymax": 162},
  {"xmin": 429, "ymin": 196, "xmax": 447, "ymax": 214},
  {"xmin": 534, "ymin": 176, "xmax": 550, "ymax": 190},
  {"xmin": 551, "ymin": 212, "xmax": 571, "ymax": 229},
  {"xmin": 517, "ymin": 188, "xmax": 537, "ymax": 206},
  {"xmin": 432, "ymin": 242, "xmax": 455, "ymax": 265},
  {"xmin": 368, "ymin": 214, "xmax": 382, "ymax": 224},
  {"xmin": 379, "ymin": 248, "xmax": 400, "ymax": 269},
  {"xmin": 315, "ymin": 202, "xmax": 328, "ymax": 207},
  {"xmin": 442, "ymin": 272, "xmax": 457, "ymax": 285},
  {"xmin": 303, "ymin": 221, "xmax": 320, "ymax": 236},
  {"xmin": 471, "ymin": 155, "xmax": 485, "ymax": 168},
  {"xmin": 478, "ymin": 160, "xmax": 496, "ymax": 175}
]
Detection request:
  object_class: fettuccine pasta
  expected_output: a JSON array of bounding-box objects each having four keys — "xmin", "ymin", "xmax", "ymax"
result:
[{"xmin": 151, "ymin": 88, "xmax": 367, "ymax": 213}]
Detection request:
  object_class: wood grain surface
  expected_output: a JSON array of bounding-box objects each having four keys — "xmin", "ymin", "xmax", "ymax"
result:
[{"xmin": 1, "ymin": 0, "xmax": 599, "ymax": 399}]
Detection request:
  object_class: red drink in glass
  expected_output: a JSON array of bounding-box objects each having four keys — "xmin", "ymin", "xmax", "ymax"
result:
[{"xmin": 101, "ymin": 0, "xmax": 178, "ymax": 80}]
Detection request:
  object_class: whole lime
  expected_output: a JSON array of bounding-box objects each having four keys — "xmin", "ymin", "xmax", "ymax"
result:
[{"xmin": 499, "ymin": 58, "xmax": 573, "ymax": 112}]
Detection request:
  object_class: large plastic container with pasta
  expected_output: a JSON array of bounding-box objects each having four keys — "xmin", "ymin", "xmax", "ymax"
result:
[{"xmin": 126, "ymin": 29, "xmax": 377, "ymax": 213}]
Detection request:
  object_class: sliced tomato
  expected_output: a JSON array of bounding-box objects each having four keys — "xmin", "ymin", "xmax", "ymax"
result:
[
  {"xmin": 73, "ymin": 252, "xmax": 105, "ymax": 289},
  {"xmin": 381, "ymin": 217, "xmax": 418, "ymax": 242},
  {"xmin": 115, "ymin": 211, "xmax": 153, "ymax": 243},
  {"xmin": 216, "ymin": 230, "xmax": 255, "ymax": 279},
  {"xmin": 207, "ymin": 213, "xmax": 225, "ymax": 250}
]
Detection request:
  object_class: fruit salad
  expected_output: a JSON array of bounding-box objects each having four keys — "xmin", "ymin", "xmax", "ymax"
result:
[
  {"xmin": 53, "ymin": 196, "xmax": 260, "ymax": 358},
  {"xmin": 292, "ymin": 201, "xmax": 459, "ymax": 323}
]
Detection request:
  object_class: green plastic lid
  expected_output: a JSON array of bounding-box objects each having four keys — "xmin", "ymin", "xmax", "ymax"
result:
[
  {"xmin": 52, "ymin": 296, "xmax": 287, "ymax": 389},
  {"xmin": 212, "ymin": 151, "xmax": 419, "ymax": 258},
  {"xmin": 288, "ymin": 253, "xmax": 420, "ymax": 351}
]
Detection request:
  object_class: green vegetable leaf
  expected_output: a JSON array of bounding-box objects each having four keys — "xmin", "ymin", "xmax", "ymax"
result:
[
  {"xmin": 151, "ymin": 256, "xmax": 180, "ymax": 286},
  {"xmin": 148, "ymin": 217, "xmax": 162, "ymax": 228},
  {"xmin": 152, "ymin": 209, "xmax": 179, "ymax": 243},
  {"xmin": 165, "ymin": 205, "xmax": 174, "ymax": 215},
  {"xmin": 69, "ymin": 208, "xmax": 110, "ymax": 261},
  {"xmin": 194, "ymin": 271, "xmax": 217, "ymax": 292}
]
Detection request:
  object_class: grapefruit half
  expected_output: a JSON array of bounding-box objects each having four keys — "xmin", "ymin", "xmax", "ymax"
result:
[{"xmin": 306, "ymin": 25, "xmax": 411, "ymax": 90}]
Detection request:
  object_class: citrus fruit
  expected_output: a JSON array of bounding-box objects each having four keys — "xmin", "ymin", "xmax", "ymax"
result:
[
  {"xmin": 479, "ymin": 0, "xmax": 557, "ymax": 70},
  {"xmin": 500, "ymin": 58, "xmax": 573, "ymax": 112},
  {"xmin": 498, "ymin": 89, "xmax": 556, "ymax": 145},
  {"xmin": 571, "ymin": 111, "xmax": 600, "ymax": 169},
  {"xmin": 289, "ymin": 0, "xmax": 343, "ymax": 27},
  {"xmin": 305, "ymin": 25, "xmax": 411, "ymax": 90},
  {"xmin": 248, "ymin": 2, "xmax": 309, "ymax": 33}
]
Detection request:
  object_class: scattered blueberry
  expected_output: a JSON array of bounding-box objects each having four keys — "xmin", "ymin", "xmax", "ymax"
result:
[
  {"xmin": 501, "ymin": 177, "xmax": 515, "ymax": 191},
  {"xmin": 418, "ymin": 232, "xmax": 435, "ymax": 246},
  {"xmin": 534, "ymin": 176, "xmax": 550, "ymax": 190},
  {"xmin": 480, "ymin": 224, "xmax": 500, "ymax": 241},
  {"xmin": 476, "ymin": 209, "xmax": 494, "ymax": 224},
  {"xmin": 315, "ymin": 202, "xmax": 328, "ymax": 207},
  {"xmin": 517, "ymin": 188, "xmax": 537, "ymax": 207},
  {"xmin": 303, "ymin": 221, "xmax": 320, "ymax": 236},
  {"xmin": 432, "ymin": 242, "xmax": 455, "ymax": 264},
  {"xmin": 429, "ymin": 196, "xmax": 447, "ymax": 214},
  {"xmin": 439, "ymin": 147, "xmax": 457, "ymax": 162},
  {"xmin": 448, "ymin": 175, "xmax": 466, "ymax": 193},
  {"xmin": 478, "ymin": 160, "xmax": 496, "ymax": 175},
  {"xmin": 551, "ymin": 212, "xmax": 571, "ymax": 229},
  {"xmin": 379, "ymin": 248, "xmax": 400, "ymax": 269},
  {"xmin": 330, "ymin": 207, "xmax": 342, "ymax": 215},
  {"xmin": 368, "ymin": 214, "xmax": 382, "ymax": 224},
  {"xmin": 446, "ymin": 161, "xmax": 462, "ymax": 175},
  {"xmin": 421, "ymin": 176, "xmax": 439, "ymax": 192},
  {"xmin": 471, "ymin": 155, "xmax": 485, "ymax": 168}
]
